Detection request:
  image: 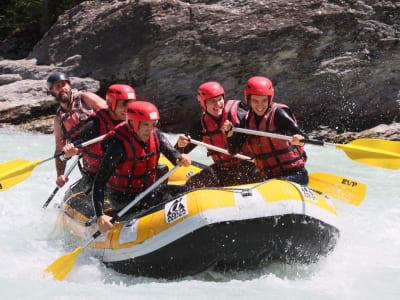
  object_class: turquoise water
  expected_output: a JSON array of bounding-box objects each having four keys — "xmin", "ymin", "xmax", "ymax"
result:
[{"xmin": 0, "ymin": 128, "xmax": 399, "ymax": 299}]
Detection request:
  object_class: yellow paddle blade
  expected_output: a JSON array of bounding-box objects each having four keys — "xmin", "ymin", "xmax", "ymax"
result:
[
  {"xmin": 0, "ymin": 159, "xmax": 42, "ymax": 192},
  {"xmin": 159, "ymin": 156, "xmax": 202, "ymax": 183},
  {"xmin": 337, "ymin": 138, "xmax": 400, "ymax": 170},
  {"xmin": 43, "ymin": 247, "xmax": 83, "ymax": 280},
  {"xmin": 309, "ymin": 172, "xmax": 366, "ymax": 205}
]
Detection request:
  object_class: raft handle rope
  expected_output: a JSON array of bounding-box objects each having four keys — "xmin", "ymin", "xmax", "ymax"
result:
[
  {"xmin": 188, "ymin": 180, "xmax": 270, "ymax": 195},
  {"xmin": 123, "ymin": 180, "xmax": 272, "ymax": 222},
  {"xmin": 60, "ymin": 179, "xmax": 276, "ymax": 227},
  {"xmin": 60, "ymin": 199, "xmax": 98, "ymax": 226}
]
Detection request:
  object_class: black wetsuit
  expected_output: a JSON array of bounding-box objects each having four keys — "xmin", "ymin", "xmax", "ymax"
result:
[
  {"xmin": 69, "ymin": 115, "xmax": 120, "ymax": 195},
  {"xmin": 92, "ymin": 129, "xmax": 189, "ymax": 218},
  {"xmin": 227, "ymin": 106, "xmax": 309, "ymax": 185},
  {"xmin": 175, "ymin": 102, "xmax": 264, "ymax": 188}
]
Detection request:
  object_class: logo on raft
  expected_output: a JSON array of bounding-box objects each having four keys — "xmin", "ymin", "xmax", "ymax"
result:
[
  {"xmin": 0, "ymin": 183, "xmax": 2, "ymax": 190},
  {"xmin": 341, "ymin": 179, "xmax": 358, "ymax": 187},
  {"xmin": 300, "ymin": 185, "xmax": 318, "ymax": 203},
  {"xmin": 165, "ymin": 197, "xmax": 188, "ymax": 224}
]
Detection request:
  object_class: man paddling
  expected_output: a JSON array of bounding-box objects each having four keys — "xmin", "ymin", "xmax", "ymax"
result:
[
  {"xmin": 226, "ymin": 76, "xmax": 309, "ymax": 185},
  {"xmin": 47, "ymin": 72, "xmax": 107, "ymax": 187},
  {"xmin": 92, "ymin": 101, "xmax": 191, "ymax": 233},
  {"xmin": 62, "ymin": 84, "xmax": 136, "ymax": 194},
  {"xmin": 176, "ymin": 81, "xmax": 263, "ymax": 188}
]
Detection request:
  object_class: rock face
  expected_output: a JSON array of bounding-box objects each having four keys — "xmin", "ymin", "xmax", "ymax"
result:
[
  {"xmin": 1, "ymin": 0, "xmax": 399, "ymax": 136},
  {"xmin": 0, "ymin": 58, "xmax": 99, "ymax": 133},
  {"xmin": 308, "ymin": 122, "xmax": 400, "ymax": 142}
]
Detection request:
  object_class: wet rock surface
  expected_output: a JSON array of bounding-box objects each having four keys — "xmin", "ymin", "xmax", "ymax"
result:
[{"xmin": 0, "ymin": 0, "xmax": 399, "ymax": 140}]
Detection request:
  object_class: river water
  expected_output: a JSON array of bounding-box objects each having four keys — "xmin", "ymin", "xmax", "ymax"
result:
[{"xmin": 0, "ymin": 128, "xmax": 399, "ymax": 300}]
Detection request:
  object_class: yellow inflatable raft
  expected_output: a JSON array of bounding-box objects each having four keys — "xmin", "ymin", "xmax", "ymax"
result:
[{"xmin": 58, "ymin": 158, "xmax": 339, "ymax": 278}]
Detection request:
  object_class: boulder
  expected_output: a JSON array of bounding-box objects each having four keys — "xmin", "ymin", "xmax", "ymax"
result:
[
  {"xmin": 28, "ymin": 0, "xmax": 400, "ymax": 133},
  {"xmin": 0, "ymin": 0, "xmax": 399, "ymax": 138},
  {"xmin": 0, "ymin": 58, "xmax": 99, "ymax": 133}
]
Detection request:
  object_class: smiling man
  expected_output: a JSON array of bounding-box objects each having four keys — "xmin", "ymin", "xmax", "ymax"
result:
[
  {"xmin": 226, "ymin": 76, "xmax": 309, "ymax": 185},
  {"xmin": 92, "ymin": 101, "xmax": 192, "ymax": 233},
  {"xmin": 47, "ymin": 72, "xmax": 107, "ymax": 187},
  {"xmin": 175, "ymin": 81, "xmax": 264, "ymax": 188}
]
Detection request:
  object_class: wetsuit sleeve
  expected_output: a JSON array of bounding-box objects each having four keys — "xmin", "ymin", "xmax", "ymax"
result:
[
  {"xmin": 236, "ymin": 101, "xmax": 248, "ymax": 123},
  {"xmin": 174, "ymin": 120, "xmax": 203, "ymax": 154},
  {"xmin": 70, "ymin": 117, "xmax": 101, "ymax": 146},
  {"xmin": 92, "ymin": 136, "xmax": 125, "ymax": 217},
  {"xmin": 157, "ymin": 129, "xmax": 182, "ymax": 164},
  {"xmin": 227, "ymin": 117, "xmax": 247, "ymax": 155},
  {"xmin": 274, "ymin": 107, "xmax": 308, "ymax": 137}
]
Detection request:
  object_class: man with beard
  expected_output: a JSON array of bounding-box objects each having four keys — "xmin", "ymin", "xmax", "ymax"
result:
[
  {"xmin": 47, "ymin": 72, "xmax": 107, "ymax": 187},
  {"xmin": 61, "ymin": 84, "xmax": 136, "ymax": 195}
]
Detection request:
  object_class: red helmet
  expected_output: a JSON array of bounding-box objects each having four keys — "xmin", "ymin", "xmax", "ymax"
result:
[
  {"xmin": 197, "ymin": 81, "xmax": 225, "ymax": 110},
  {"xmin": 106, "ymin": 84, "xmax": 136, "ymax": 111},
  {"xmin": 244, "ymin": 76, "xmax": 274, "ymax": 106},
  {"xmin": 126, "ymin": 101, "xmax": 160, "ymax": 133}
]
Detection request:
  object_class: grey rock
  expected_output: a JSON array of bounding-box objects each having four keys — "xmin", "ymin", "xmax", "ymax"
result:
[
  {"xmin": 0, "ymin": 74, "xmax": 23, "ymax": 85},
  {"xmin": 1, "ymin": 0, "xmax": 399, "ymax": 138},
  {"xmin": 27, "ymin": 0, "xmax": 400, "ymax": 133},
  {"xmin": 0, "ymin": 58, "xmax": 100, "ymax": 131},
  {"xmin": 334, "ymin": 122, "xmax": 400, "ymax": 143}
]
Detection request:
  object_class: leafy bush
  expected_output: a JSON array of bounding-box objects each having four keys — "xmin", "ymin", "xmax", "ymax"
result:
[{"xmin": 0, "ymin": 0, "xmax": 86, "ymax": 41}]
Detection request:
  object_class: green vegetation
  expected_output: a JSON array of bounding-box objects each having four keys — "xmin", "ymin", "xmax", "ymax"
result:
[{"xmin": 0, "ymin": 0, "xmax": 85, "ymax": 42}]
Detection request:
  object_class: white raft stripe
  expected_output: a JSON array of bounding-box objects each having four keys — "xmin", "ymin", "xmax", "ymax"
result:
[{"xmin": 101, "ymin": 189, "xmax": 340, "ymax": 262}]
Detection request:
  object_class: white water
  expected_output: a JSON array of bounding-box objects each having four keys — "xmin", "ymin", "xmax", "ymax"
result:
[{"xmin": 0, "ymin": 128, "xmax": 399, "ymax": 300}]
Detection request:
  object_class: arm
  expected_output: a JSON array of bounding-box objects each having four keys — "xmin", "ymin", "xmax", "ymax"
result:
[
  {"xmin": 174, "ymin": 120, "xmax": 203, "ymax": 154},
  {"xmin": 275, "ymin": 107, "xmax": 307, "ymax": 146},
  {"xmin": 157, "ymin": 129, "xmax": 191, "ymax": 167},
  {"xmin": 236, "ymin": 101, "xmax": 248, "ymax": 123},
  {"xmin": 274, "ymin": 107, "xmax": 307, "ymax": 136},
  {"xmin": 63, "ymin": 117, "xmax": 101, "ymax": 158},
  {"xmin": 71, "ymin": 117, "xmax": 101, "ymax": 145},
  {"xmin": 81, "ymin": 91, "xmax": 108, "ymax": 111},
  {"xmin": 54, "ymin": 116, "xmax": 68, "ymax": 186},
  {"xmin": 226, "ymin": 117, "xmax": 247, "ymax": 155},
  {"xmin": 92, "ymin": 136, "xmax": 125, "ymax": 218}
]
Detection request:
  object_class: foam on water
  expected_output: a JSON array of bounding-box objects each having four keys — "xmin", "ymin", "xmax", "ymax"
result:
[{"xmin": 0, "ymin": 129, "xmax": 399, "ymax": 299}]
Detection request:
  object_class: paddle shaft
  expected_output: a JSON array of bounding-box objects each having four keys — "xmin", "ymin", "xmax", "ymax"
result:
[
  {"xmin": 80, "ymin": 165, "xmax": 180, "ymax": 249},
  {"xmin": 232, "ymin": 127, "xmax": 337, "ymax": 148},
  {"xmin": 52, "ymin": 134, "xmax": 107, "ymax": 160},
  {"xmin": 0, "ymin": 134, "xmax": 107, "ymax": 185},
  {"xmin": 43, "ymin": 156, "xmax": 80, "ymax": 208},
  {"xmin": 189, "ymin": 138, "xmax": 252, "ymax": 161},
  {"xmin": 188, "ymin": 138, "xmax": 365, "ymax": 205}
]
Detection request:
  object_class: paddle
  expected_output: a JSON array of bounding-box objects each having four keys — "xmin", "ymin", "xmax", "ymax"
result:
[
  {"xmin": 0, "ymin": 134, "xmax": 106, "ymax": 192},
  {"xmin": 189, "ymin": 139, "xmax": 366, "ymax": 205},
  {"xmin": 43, "ymin": 164, "xmax": 180, "ymax": 280},
  {"xmin": 42, "ymin": 156, "xmax": 80, "ymax": 209},
  {"xmin": 308, "ymin": 172, "xmax": 366, "ymax": 205},
  {"xmin": 231, "ymin": 127, "xmax": 400, "ymax": 170},
  {"xmin": 189, "ymin": 138, "xmax": 253, "ymax": 161}
]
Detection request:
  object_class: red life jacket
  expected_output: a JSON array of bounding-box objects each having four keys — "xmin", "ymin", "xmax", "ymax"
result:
[
  {"xmin": 56, "ymin": 93, "xmax": 93, "ymax": 140},
  {"xmin": 245, "ymin": 103, "xmax": 306, "ymax": 177},
  {"xmin": 201, "ymin": 100, "xmax": 251, "ymax": 167},
  {"xmin": 106, "ymin": 123, "xmax": 161, "ymax": 194},
  {"xmin": 82, "ymin": 109, "xmax": 116, "ymax": 174}
]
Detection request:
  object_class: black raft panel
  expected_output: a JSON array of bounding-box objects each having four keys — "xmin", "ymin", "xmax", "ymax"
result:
[{"xmin": 105, "ymin": 214, "xmax": 339, "ymax": 279}]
